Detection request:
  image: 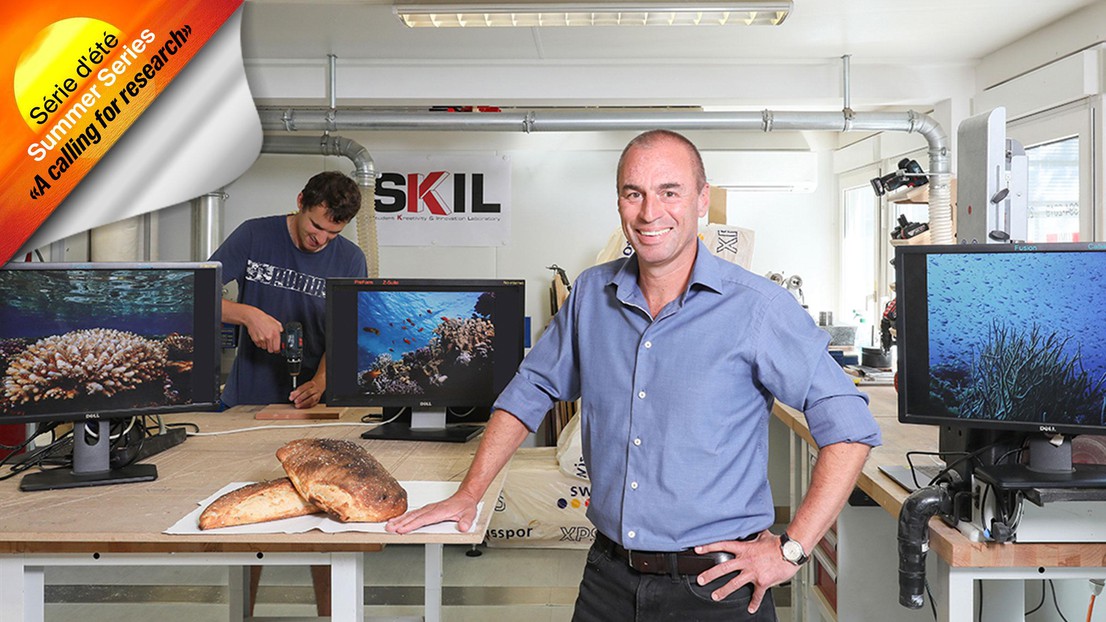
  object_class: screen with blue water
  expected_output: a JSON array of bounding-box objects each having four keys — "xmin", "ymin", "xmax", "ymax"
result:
[
  {"xmin": 355, "ymin": 289, "xmax": 496, "ymax": 402},
  {"xmin": 0, "ymin": 263, "xmax": 222, "ymax": 424},
  {"xmin": 897, "ymin": 243, "xmax": 1106, "ymax": 436},
  {"xmin": 326, "ymin": 278, "xmax": 525, "ymax": 413}
]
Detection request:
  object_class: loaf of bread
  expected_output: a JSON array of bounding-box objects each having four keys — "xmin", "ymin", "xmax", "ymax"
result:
[
  {"xmin": 276, "ymin": 438, "xmax": 408, "ymax": 522},
  {"xmin": 198, "ymin": 477, "xmax": 320, "ymax": 530}
]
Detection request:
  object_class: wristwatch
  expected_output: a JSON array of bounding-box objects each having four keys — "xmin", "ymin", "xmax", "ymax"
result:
[{"xmin": 779, "ymin": 531, "xmax": 809, "ymax": 565}]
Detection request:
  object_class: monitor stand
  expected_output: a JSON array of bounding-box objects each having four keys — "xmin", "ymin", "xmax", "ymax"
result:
[
  {"xmin": 361, "ymin": 408, "xmax": 483, "ymax": 443},
  {"xmin": 20, "ymin": 420, "xmax": 157, "ymax": 492},
  {"xmin": 974, "ymin": 435, "xmax": 1106, "ymax": 491}
]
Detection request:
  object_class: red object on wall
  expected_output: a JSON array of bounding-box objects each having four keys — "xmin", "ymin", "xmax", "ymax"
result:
[{"xmin": 0, "ymin": 424, "xmax": 27, "ymax": 461}]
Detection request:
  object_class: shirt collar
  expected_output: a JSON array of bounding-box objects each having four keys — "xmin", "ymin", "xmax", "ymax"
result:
[{"xmin": 609, "ymin": 240, "xmax": 724, "ymax": 305}]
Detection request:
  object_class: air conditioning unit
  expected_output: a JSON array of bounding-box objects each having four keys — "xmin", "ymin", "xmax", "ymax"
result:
[{"xmin": 701, "ymin": 151, "xmax": 818, "ymax": 193}]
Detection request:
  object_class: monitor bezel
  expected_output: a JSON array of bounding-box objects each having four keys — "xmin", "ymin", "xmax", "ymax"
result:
[
  {"xmin": 895, "ymin": 241, "xmax": 1106, "ymax": 437},
  {"xmin": 325, "ymin": 277, "xmax": 526, "ymax": 411},
  {"xmin": 0, "ymin": 261, "xmax": 223, "ymax": 426}
]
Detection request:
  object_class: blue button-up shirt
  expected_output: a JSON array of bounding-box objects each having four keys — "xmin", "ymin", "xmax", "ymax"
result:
[{"xmin": 495, "ymin": 241, "xmax": 881, "ymax": 551}]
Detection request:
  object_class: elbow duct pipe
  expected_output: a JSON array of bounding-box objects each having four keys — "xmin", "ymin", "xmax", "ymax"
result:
[
  {"xmin": 261, "ymin": 133, "xmax": 379, "ymax": 277},
  {"xmin": 897, "ymin": 485, "xmax": 954, "ymax": 609},
  {"xmin": 258, "ymin": 107, "xmax": 952, "ymax": 243}
]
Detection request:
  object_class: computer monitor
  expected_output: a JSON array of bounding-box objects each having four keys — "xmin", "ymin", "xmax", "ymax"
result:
[
  {"xmin": 0, "ymin": 262, "xmax": 222, "ymax": 490},
  {"xmin": 895, "ymin": 243, "xmax": 1106, "ymax": 490},
  {"xmin": 326, "ymin": 278, "xmax": 525, "ymax": 442}
]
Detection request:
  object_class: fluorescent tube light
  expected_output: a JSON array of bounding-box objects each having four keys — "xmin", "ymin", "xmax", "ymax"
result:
[{"xmin": 394, "ymin": 1, "xmax": 791, "ymax": 27}]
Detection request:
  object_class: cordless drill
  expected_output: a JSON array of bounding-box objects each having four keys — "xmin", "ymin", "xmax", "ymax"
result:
[{"xmin": 282, "ymin": 321, "xmax": 303, "ymax": 391}]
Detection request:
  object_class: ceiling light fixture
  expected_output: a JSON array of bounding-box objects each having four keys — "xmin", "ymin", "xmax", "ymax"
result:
[{"xmin": 394, "ymin": 1, "xmax": 791, "ymax": 27}]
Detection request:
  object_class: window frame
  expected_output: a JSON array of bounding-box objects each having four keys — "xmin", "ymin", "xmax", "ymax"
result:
[
  {"xmin": 1007, "ymin": 97, "xmax": 1098, "ymax": 242},
  {"xmin": 838, "ymin": 165, "xmax": 882, "ymax": 346}
]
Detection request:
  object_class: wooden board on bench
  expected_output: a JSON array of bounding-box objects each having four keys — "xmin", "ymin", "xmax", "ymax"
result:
[{"xmin": 255, "ymin": 404, "xmax": 347, "ymax": 420}]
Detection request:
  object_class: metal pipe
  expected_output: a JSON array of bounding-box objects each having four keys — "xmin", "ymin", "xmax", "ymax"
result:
[
  {"xmin": 261, "ymin": 134, "xmax": 380, "ymax": 276},
  {"xmin": 327, "ymin": 54, "xmax": 337, "ymax": 111},
  {"xmin": 191, "ymin": 191, "xmax": 225, "ymax": 261},
  {"xmin": 842, "ymin": 54, "xmax": 852, "ymax": 113},
  {"xmin": 257, "ymin": 105, "xmax": 953, "ymax": 242}
]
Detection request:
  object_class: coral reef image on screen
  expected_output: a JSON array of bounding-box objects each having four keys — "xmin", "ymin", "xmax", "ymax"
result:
[
  {"xmin": 356, "ymin": 290, "xmax": 495, "ymax": 399},
  {"xmin": 926, "ymin": 253, "xmax": 1106, "ymax": 426},
  {"xmin": 0, "ymin": 270, "xmax": 198, "ymax": 416}
]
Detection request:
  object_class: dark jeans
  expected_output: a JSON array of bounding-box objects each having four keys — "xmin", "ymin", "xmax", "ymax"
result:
[{"xmin": 572, "ymin": 537, "xmax": 778, "ymax": 622}]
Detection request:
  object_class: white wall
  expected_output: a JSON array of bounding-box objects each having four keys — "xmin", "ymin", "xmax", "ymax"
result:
[
  {"xmin": 156, "ymin": 130, "xmax": 840, "ymax": 343},
  {"xmin": 727, "ymin": 153, "xmax": 840, "ymax": 315}
]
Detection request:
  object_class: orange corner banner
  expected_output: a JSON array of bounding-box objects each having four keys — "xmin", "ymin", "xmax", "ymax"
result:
[{"xmin": 0, "ymin": 0, "xmax": 243, "ymax": 264}]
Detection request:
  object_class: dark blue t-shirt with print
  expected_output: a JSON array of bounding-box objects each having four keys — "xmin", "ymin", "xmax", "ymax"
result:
[{"xmin": 210, "ymin": 215, "xmax": 367, "ymax": 406}]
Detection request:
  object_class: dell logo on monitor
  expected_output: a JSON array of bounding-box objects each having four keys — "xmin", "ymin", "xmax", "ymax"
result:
[
  {"xmin": 420, "ymin": 401, "xmax": 433, "ymax": 407},
  {"xmin": 1039, "ymin": 425, "xmax": 1058, "ymax": 433},
  {"xmin": 84, "ymin": 413, "xmax": 101, "ymax": 419}
]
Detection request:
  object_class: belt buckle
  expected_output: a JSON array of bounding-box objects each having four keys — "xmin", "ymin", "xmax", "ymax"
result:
[{"xmin": 627, "ymin": 549, "xmax": 640, "ymax": 571}]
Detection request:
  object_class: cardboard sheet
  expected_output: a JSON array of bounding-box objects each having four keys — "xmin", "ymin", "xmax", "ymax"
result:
[{"xmin": 165, "ymin": 480, "xmax": 481, "ymax": 535}]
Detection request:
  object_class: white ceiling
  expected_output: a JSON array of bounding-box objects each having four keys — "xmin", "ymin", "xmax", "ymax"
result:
[
  {"xmin": 239, "ymin": 0, "xmax": 1103, "ymax": 111},
  {"xmin": 242, "ymin": 0, "xmax": 1097, "ymax": 65}
]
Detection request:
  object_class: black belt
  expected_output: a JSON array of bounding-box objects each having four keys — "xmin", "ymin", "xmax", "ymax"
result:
[{"xmin": 596, "ymin": 531, "xmax": 754, "ymax": 576}]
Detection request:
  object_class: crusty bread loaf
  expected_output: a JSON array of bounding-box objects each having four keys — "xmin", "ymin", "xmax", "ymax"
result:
[
  {"xmin": 276, "ymin": 438, "xmax": 408, "ymax": 523},
  {"xmin": 198, "ymin": 477, "xmax": 320, "ymax": 530}
]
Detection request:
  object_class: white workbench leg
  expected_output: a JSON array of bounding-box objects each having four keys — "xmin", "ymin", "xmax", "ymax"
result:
[
  {"xmin": 330, "ymin": 552, "xmax": 364, "ymax": 622},
  {"xmin": 980, "ymin": 579, "xmax": 1025, "ymax": 622},
  {"xmin": 1, "ymin": 556, "xmax": 44, "ymax": 622},
  {"xmin": 938, "ymin": 561, "xmax": 975, "ymax": 622},
  {"xmin": 227, "ymin": 565, "xmax": 248, "ymax": 622},
  {"xmin": 425, "ymin": 543, "xmax": 444, "ymax": 622}
]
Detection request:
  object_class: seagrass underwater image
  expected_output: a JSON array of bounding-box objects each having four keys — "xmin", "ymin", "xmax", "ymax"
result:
[
  {"xmin": 0, "ymin": 269, "xmax": 198, "ymax": 416},
  {"xmin": 354, "ymin": 290, "xmax": 495, "ymax": 401},
  {"xmin": 926, "ymin": 252, "xmax": 1106, "ymax": 426}
]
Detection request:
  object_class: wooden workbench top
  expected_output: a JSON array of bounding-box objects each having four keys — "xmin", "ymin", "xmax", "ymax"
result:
[
  {"xmin": 774, "ymin": 386, "xmax": 1106, "ymax": 568},
  {"xmin": 0, "ymin": 406, "xmax": 500, "ymax": 554}
]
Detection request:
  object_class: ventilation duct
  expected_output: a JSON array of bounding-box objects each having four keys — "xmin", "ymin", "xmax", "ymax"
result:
[
  {"xmin": 257, "ymin": 107, "xmax": 952, "ymax": 243},
  {"xmin": 192, "ymin": 191, "xmax": 226, "ymax": 261}
]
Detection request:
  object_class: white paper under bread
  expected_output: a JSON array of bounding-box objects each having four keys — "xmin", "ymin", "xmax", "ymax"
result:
[{"xmin": 164, "ymin": 480, "xmax": 482, "ymax": 535}]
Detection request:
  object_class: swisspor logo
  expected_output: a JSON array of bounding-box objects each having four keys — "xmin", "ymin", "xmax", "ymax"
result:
[{"xmin": 557, "ymin": 484, "xmax": 590, "ymax": 510}]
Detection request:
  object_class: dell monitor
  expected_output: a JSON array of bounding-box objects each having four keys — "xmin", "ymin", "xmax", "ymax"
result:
[
  {"xmin": 0, "ymin": 262, "xmax": 222, "ymax": 490},
  {"xmin": 895, "ymin": 243, "xmax": 1106, "ymax": 491},
  {"xmin": 326, "ymin": 278, "xmax": 526, "ymax": 443}
]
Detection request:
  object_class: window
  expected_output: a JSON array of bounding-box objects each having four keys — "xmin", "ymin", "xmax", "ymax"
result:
[
  {"xmin": 839, "ymin": 168, "xmax": 880, "ymax": 346},
  {"xmin": 1008, "ymin": 98, "xmax": 1097, "ymax": 242},
  {"xmin": 1025, "ymin": 136, "xmax": 1080, "ymax": 242}
]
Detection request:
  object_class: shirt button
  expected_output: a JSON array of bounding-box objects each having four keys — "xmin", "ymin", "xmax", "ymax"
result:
[
  {"xmin": 628, "ymin": 530, "xmax": 636, "ymax": 539},
  {"xmin": 631, "ymin": 481, "xmax": 638, "ymax": 490},
  {"xmin": 633, "ymin": 438, "xmax": 642, "ymax": 446},
  {"xmin": 644, "ymin": 341, "xmax": 652, "ymax": 349},
  {"xmin": 638, "ymin": 390, "xmax": 646, "ymax": 399}
]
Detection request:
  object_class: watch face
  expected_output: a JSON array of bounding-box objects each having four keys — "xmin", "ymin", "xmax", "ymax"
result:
[{"xmin": 782, "ymin": 539, "xmax": 803, "ymax": 561}]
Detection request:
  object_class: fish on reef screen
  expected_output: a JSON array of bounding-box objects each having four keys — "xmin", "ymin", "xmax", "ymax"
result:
[{"xmin": 354, "ymin": 289, "xmax": 497, "ymax": 401}]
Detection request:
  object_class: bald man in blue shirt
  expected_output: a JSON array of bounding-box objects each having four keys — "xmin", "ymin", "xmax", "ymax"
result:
[{"xmin": 388, "ymin": 129, "xmax": 881, "ymax": 621}]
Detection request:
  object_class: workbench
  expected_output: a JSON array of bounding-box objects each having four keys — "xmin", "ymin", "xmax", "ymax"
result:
[
  {"xmin": 0, "ymin": 406, "xmax": 504, "ymax": 622},
  {"xmin": 775, "ymin": 386, "xmax": 1106, "ymax": 622}
]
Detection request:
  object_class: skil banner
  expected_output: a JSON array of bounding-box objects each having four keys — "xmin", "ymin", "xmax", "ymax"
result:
[
  {"xmin": 0, "ymin": 0, "xmax": 251, "ymax": 264},
  {"xmin": 374, "ymin": 154, "xmax": 512, "ymax": 247}
]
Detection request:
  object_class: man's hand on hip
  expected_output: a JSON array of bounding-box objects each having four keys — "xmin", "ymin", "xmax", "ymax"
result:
[{"xmin": 694, "ymin": 532, "xmax": 800, "ymax": 614}]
